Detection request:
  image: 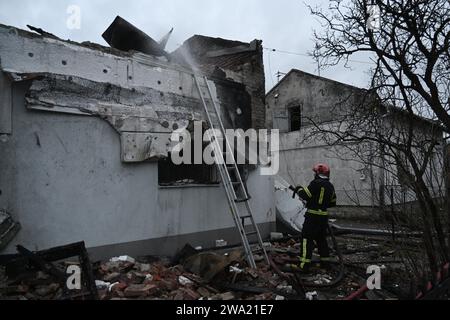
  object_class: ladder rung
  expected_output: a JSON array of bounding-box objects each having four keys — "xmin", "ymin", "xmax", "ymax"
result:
[{"xmin": 194, "ymin": 75, "xmax": 268, "ymax": 269}]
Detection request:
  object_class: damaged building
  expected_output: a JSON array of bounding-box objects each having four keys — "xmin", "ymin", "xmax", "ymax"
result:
[
  {"xmin": 0, "ymin": 19, "xmax": 275, "ymax": 260},
  {"xmin": 266, "ymin": 69, "xmax": 445, "ymax": 218},
  {"xmin": 0, "ymin": 17, "xmax": 448, "ymax": 302}
]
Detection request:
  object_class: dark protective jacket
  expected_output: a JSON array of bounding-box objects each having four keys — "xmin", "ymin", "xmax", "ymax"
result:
[{"xmin": 295, "ymin": 176, "xmax": 337, "ymax": 216}]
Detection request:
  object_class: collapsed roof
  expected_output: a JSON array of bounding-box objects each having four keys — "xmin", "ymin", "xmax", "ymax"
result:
[{"xmin": 0, "ymin": 17, "xmax": 266, "ymax": 162}]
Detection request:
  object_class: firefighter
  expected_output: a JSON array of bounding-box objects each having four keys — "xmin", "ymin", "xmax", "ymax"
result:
[{"xmin": 290, "ymin": 164, "xmax": 337, "ymax": 272}]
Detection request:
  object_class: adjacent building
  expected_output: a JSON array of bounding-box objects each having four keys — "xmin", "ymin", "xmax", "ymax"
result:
[{"xmin": 266, "ymin": 69, "xmax": 445, "ymax": 217}]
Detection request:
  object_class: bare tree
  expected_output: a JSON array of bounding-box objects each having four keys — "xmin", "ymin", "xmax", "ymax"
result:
[
  {"xmin": 310, "ymin": 0, "xmax": 449, "ymax": 129},
  {"xmin": 307, "ymin": 0, "xmax": 450, "ymax": 277}
]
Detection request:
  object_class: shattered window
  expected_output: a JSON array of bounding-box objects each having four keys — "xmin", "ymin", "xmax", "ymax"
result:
[{"xmin": 158, "ymin": 159, "xmax": 219, "ymax": 186}]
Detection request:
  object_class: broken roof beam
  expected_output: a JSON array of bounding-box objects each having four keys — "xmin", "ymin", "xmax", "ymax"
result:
[
  {"xmin": 205, "ymin": 40, "xmax": 258, "ymax": 58},
  {"xmin": 102, "ymin": 16, "xmax": 170, "ymax": 58},
  {"xmin": 0, "ymin": 24, "xmax": 257, "ymax": 162}
]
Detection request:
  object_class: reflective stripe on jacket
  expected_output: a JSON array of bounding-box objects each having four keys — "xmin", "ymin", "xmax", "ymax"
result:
[{"xmin": 296, "ymin": 177, "xmax": 336, "ymax": 215}]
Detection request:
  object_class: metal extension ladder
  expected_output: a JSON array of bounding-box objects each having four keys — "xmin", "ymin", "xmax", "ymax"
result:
[{"xmin": 193, "ymin": 75, "xmax": 269, "ymax": 268}]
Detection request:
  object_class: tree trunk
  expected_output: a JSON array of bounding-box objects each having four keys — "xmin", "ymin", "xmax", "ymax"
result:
[
  {"xmin": 446, "ymin": 143, "xmax": 450, "ymax": 262},
  {"xmin": 416, "ymin": 177, "xmax": 449, "ymax": 262},
  {"xmin": 415, "ymin": 194, "xmax": 439, "ymax": 273}
]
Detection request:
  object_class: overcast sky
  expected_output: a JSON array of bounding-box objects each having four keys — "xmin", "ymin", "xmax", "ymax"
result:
[{"xmin": 0, "ymin": 0, "xmax": 374, "ymax": 92}]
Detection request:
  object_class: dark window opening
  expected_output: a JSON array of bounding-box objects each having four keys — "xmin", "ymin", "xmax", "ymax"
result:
[
  {"xmin": 289, "ymin": 106, "xmax": 301, "ymax": 132},
  {"xmin": 158, "ymin": 139, "xmax": 219, "ymax": 186}
]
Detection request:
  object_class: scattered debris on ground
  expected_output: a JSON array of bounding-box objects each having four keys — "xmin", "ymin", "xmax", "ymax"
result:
[
  {"xmin": 0, "ymin": 242, "xmax": 97, "ymax": 300},
  {"xmin": 1, "ymin": 221, "xmax": 449, "ymax": 300}
]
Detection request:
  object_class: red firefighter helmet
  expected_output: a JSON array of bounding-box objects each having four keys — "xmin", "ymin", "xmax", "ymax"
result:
[{"xmin": 313, "ymin": 163, "xmax": 331, "ymax": 177}]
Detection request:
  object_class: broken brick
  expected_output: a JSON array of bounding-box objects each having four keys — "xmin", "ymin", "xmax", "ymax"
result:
[
  {"xmin": 137, "ymin": 263, "xmax": 151, "ymax": 273},
  {"xmin": 104, "ymin": 272, "xmax": 121, "ymax": 283},
  {"xmin": 173, "ymin": 291, "xmax": 185, "ymax": 300},
  {"xmin": 124, "ymin": 284, "xmax": 157, "ymax": 298},
  {"xmin": 215, "ymin": 292, "xmax": 235, "ymax": 301},
  {"xmin": 126, "ymin": 271, "xmax": 146, "ymax": 284},
  {"xmin": 35, "ymin": 283, "xmax": 59, "ymax": 297},
  {"xmin": 158, "ymin": 279, "xmax": 178, "ymax": 292},
  {"xmin": 196, "ymin": 287, "xmax": 211, "ymax": 298},
  {"xmin": 181, "ymin": 288, "xmax": 200, "ymax": 300},
  {"xmin": 110, "ymin": 282, "xmax": 128, "ymax": 293},
  {"xmin": 0, "ymin": 284, "xmax": 29, "ymax": 295}
]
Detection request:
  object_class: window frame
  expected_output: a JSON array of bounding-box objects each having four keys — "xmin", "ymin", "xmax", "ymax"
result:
[{"xmin": 288, "ymin": 105, "xmax": 302, "ymax": 132}]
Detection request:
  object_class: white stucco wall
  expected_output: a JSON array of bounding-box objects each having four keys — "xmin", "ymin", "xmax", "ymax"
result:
[
  {"xmin": 277, "ymin": 130, "xmax": 380, "ymax": 207},
  {"xmin": 0, "ymin": 82, "xmax": 275, "ymax": 253}
]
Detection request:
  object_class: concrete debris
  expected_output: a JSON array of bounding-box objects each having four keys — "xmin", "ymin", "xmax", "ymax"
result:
[
  {"xmin": 309, "ymin": 274, "xmax": 332, "ymax": 285},
  {"xmin": 137, "ymin": 263, "xmax": 151, "ymax": 273},
  {"xmin": 124, "ymin": 284, "xmax": 159, "ymax": 298},
  {"xmin": 305, "ymin": 291, "xmax": 318, "ymax": 300},
  {"xmin": 270, "ymin": 232, "xmax": 284, "ymax": 241},
  {"xmin": 0, "ymin": 242, "xmax": 98, "ymax": 300},
  {"xmin": 229, "ymin": 266, "xmax": 244, "ymax": 274},
  {"xmin": 196, "ymin": 287, "xmax": 212, "ymax": 298},
  {"xmin": 215, "ymin": 240, "xmax": 228, "ymax": 248},
  {"xmin": 182, "ymin": 250, "xmax": 243, "ymax": 282},
  {"xmin": 246, "ymin": 268, "xmax": 259, "ymax": 279},
  {"xmin": 110, "ymin": 256, "xmax": 136, "ymax": 264},
  {"xmin": 0, "ymin": 222, "xmax": 433, "ymax": 300},
  {"xmin": 178, "ymin": 276, "xmax": 193, "ymax": 286},
  {"xmin": 145, "ymin": 274, "xmax": 154, "ymax": 282},
  {"xmin": 253, "ymin": 255, "xmax": 264, "ymax": 263},
  {"xmin": 276, "ymin": 285, "xmax": 294, "ymax": 295},
  {"xmin": 213, "ymin": 292, "xmax": 235, "ymax": 301},
  {"xmin": 95, "ymin": 280, "xmax": 111, "ymax": 290},
  {"xmin": 103, "ymin": 272, "xmax": 121, "ymax": 283}
]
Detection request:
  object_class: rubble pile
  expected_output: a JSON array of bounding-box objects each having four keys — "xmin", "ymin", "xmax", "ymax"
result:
[
  {"xmin": 0, "ymin": 226, "xmax": 441, "ymax": 300},
  {"xmin": 93, "ymin": 251, "xmax": 286, "ymax": 300},
  {"xmin": 0, "ymin": 263, "xmax": 78, "ymax": 300}
]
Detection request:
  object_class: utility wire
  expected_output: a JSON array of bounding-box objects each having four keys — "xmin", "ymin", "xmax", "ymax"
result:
[{"xmin": 263, "ymin": 46, "xmax": 373, "ymax": 65}]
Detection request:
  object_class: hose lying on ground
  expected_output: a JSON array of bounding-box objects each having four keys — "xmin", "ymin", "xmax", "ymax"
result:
[{"xmin": 275, "ymin": 224, "xmax": 347, "ymax": 289}]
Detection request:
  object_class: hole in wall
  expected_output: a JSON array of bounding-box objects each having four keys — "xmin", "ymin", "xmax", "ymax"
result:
[
  {"xmin": 28, "ymin": 52, "xmax": 34, "ymax": 57},
  {"xmin": 62, "ymin": 60, "xmax": 67, "ymax": 66}
]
